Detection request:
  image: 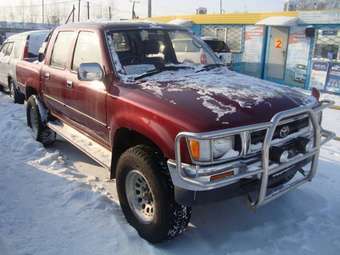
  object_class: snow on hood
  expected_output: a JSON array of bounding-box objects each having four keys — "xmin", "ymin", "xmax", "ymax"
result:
[{"xmin": 136, "ymin": 67, "xmax": 317, "ymax": 121}]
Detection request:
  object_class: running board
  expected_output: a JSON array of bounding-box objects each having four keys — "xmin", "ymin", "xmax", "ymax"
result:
[{"xmin": 47, "ymin": 121, "xmax": 112, "ymax": 169}]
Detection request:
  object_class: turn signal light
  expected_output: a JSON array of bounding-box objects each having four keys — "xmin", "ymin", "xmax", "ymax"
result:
[
  {"xmin": 189, "ymin": 139, "xmax": 200, "ymax": 161},
  {"xmin": 210, "ymin": 170, "xmax": 235, "ymax": 182}
]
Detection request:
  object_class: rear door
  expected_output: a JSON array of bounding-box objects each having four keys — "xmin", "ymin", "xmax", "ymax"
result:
[
  {"xmin": 42, "ymin": 31, "xmax": 76, "ymax": 116},
  {"xmin": 66, "ymin": 31, "xmax": 108, "ymax": 143}
]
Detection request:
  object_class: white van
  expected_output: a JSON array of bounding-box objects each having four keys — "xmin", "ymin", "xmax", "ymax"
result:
[{"xmin": 0, "ymin": 30, "xmax": 49, "ymax": 103}]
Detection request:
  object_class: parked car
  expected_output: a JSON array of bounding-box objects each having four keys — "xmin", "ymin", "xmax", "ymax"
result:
[
  {"xmin": 293, "ymin": 64, "xmax": 307, "ymax": 83},
  {"xmin": 0, "ymin": 30, "xmax": 49, "ymax": 103},
  {"xmin": 16, "ymin": 22, "xmax": 335, "ymax": 243},
  {"xmin": 202, "ymin": 36, "xmax": 232, "ymax": 67},
  {"xmin": 172, "ymin": 37, "xmax": 216, "ymax": 64}
]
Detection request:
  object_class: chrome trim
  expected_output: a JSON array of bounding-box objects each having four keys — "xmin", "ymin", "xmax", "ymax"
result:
[
  {"xmin": 44, "ymin": 94, "xmax": 107, "ymax": 127},
  {"xmin": 168, "ymin": 100, "xmax": 336, "ymax": 208}
]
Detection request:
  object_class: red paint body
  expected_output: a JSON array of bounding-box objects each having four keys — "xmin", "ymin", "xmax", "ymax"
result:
[{"xmin": 16, "ymin": 22, "xmax": 313, "ymax": 164}]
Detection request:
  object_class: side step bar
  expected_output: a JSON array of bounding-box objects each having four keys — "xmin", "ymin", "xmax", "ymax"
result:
[{"xmin": 47, "ymin": 121, "xmax": 112, "ymax": 169}]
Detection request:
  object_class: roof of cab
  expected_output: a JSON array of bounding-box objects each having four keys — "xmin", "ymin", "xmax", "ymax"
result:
[{"xmin": 57, "ymin": 21, "xmax": 186, "ymax": 31}]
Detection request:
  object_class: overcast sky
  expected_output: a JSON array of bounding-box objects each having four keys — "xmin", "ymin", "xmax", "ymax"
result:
[
  {"xmin": 115, "ymin": 0, "xmax": 287, "ymax": 18},
  {"xmin": 0, "ymin": 0, "xmax": 287, "ymax": 21}
]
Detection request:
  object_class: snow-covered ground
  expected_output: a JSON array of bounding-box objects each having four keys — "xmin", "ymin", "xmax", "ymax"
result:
[{"xmin": 0, "ymin": 91, "xmax": 340, "ymax": 255}]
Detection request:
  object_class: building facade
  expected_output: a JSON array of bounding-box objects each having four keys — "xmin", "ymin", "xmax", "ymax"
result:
[{"xmin": 151, "ymin": 10, "xmax": 340, "ymax": 95}]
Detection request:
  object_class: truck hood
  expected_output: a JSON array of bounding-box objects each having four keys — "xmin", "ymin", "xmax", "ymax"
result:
[{"xmin": 134, "ymin": 67, "xmax": 317, "ymax": 131}]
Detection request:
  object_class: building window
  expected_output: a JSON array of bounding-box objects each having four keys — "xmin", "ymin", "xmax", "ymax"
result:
[
  {"xmin": 202, "ymin": 25, "xmax": 243, "ymax": 53},
  {"xmin": 313, "ymin": 29, "xmax": 340, "ymax": 61}
]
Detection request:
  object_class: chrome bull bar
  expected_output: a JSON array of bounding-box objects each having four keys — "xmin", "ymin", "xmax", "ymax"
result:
[{"xmin": 167, "ymin": 100, "xmax": 336, "ymax": 208}]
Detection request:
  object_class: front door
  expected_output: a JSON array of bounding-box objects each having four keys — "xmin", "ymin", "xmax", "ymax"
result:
[
  {"xmin": 66, "ymin": 31, "xmax": 108, "ymax": 144},
  {"xmin": 266, "ymin": 27, "xmax": 289, "ymax": 81}
]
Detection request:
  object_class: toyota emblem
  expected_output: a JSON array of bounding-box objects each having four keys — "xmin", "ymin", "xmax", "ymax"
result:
[{"xmin": 279, "ymin": 126, "xmax": 290, "ymax": 138}]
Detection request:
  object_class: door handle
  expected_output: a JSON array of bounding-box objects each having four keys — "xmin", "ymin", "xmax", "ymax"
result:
[
  {"xmin": 44, "ymin": 72, "xmax": 50, "ymax": 80},
  {"xmin": 66, "ymin": 80, "xmax": 73, "ymax": 89}
]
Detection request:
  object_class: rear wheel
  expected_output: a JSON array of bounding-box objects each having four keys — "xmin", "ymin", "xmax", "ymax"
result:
[
  {"xmin": 26, "ymin": 96, "xmax": 56, "ymax": 146},
  {"xmin": 116, "ymin": 145, "xmax": 191, "ymax": 243},
  {"xmin": 9, "ymin": 80, "xmax": 25, "ymax": 104}
]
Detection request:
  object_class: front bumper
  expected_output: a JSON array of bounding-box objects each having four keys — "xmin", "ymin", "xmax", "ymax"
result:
[{"xmin": 168, "ymin": 100, "xmax": 336, "ymax": 208}]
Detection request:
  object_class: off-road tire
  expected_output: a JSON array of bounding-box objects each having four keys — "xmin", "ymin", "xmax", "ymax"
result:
[
  {"xmin": 9, "ymin": 80, "xmax": 25, "ymax": 104},
  {"xmin": 26, "ymin": 96, "xmax": 56, "ymax": 146},
  {"xmin": 116, "ymin": 145, "xmax": 191, "ymax": 243}
]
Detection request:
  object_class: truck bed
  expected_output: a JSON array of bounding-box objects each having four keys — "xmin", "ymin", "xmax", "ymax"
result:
[{"xmin": 16, "ymin": 60, "xmax": 42, "ymax": 97}]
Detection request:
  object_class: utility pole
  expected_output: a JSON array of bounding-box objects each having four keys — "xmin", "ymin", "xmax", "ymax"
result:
[
  {"xmin": 42, "ymin": 0, "xmax": 44, "ymax": 23},
  {"xmin": 72, "ymin": 4, "xmax": 75, "ymax": 22},
  {"xmin": 66, "ymin": 5, "xmax": 76, "ymax": 24},
  {"xmin": 219, "ymin": 0, "xmax": 223, "ymax": 14},
  {"xmin": 108, "ymin": 6, "xmax": 112, "ymax": 20},
  {"xmin": 148, "ymin": 0, "xmax": 152, "ymax": 18},
  {"xmin": 78, "ymin": 0, "xmax": 81, "ymax": 22},
  {"xmin": 87, "ymin": 1, "xmax": 90, "ymax": 20},
  {"xmin": 131, "ymin": 0, "xmax": 140, "ymax": 19}
]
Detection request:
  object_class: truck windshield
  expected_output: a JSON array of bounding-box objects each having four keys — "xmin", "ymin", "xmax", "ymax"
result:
[{"xmin": 106, "ymin": 29, "xmax": 220, "ymax": 77}]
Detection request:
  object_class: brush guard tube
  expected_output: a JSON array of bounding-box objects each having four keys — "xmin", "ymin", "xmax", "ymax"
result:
[{"xmin": 167, "ymin": 100, "xmax": 336, "ymax": 208}]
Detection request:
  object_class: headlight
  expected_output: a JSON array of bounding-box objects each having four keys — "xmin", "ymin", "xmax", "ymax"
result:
[
  {"xmin": 188, "ymin": 136, "xmax": 237, "ymax": 162},
  {"xmin": 212, "ymin": 137, "xmax": 234, "ymax": 159}
]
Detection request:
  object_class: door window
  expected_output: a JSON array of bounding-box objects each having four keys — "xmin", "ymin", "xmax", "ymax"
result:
[
  {"xmin": 5, "ymin": 43, "xmax": 13, "ymax": 56},
  {"xmin": 72, "ymin": 31, "xmax": 102, "ymax": 71},
  {"xmin": 50, "ymin": 31, "xmax": 75, "ymax": 68},
  {"xmin": 0, "ymin": 43, "xmax": 8, "ymax": 56},
  {"xmin": 314, "ymin": 29, "xmax": 340, "ymax": 61}
]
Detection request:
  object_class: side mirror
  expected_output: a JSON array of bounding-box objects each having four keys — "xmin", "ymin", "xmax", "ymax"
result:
[
  {"xmin": 38, "ymin": 42, "xmax": 47, "ymax": 62},
  {"xmin": 38, "ymin": 52, "xmax": 45, "ymax": 62},
  {"xmin": 78, "ymin": 63, "xmax": 104, "ymax": 81}
]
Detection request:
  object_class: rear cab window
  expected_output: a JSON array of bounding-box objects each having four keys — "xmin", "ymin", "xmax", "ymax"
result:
[
  {"xmin": 50, "ymin": 31, "xmax": 75, "ymax": 69},
  {"xmin": 27, "ymin": 31, "xmax": 49, "ymax": 60}
]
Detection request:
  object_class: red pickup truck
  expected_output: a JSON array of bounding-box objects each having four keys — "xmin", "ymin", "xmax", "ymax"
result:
[{"xmin": 16, "ymin": 22, "xmax": 335, "ymax": 243}]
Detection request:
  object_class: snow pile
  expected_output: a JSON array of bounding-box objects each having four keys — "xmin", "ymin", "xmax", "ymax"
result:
[{"xmin": 0, "ymin": 91, "xmax": 340, "ymax": 254}]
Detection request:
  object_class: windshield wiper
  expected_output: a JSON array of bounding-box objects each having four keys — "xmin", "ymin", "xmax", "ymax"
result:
[
  {"xmin": 195, "ymin": 63, "xmax": 225, "ymax": 73},
  {"xmin": 134, "ymin": 65, "xmax": 192, "ymax": 80}
]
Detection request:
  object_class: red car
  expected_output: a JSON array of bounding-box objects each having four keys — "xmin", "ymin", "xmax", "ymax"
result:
[{"xmin": 16, "ymin": 22, "xmax": 335, "ymax": 243}]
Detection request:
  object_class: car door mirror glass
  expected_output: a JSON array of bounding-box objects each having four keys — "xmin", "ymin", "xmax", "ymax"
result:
[
  {"xmin": 78, "ymin": 63, "xmax": 104, "ymax": 81},
  {"xmin": 38, "ymin": 52, "xmax": 45, "ymax": 62}
]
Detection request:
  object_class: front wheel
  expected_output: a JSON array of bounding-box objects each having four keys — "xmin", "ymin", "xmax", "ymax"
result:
[
  {"xmin": 26, "ymin": 96, "xmax": 56, "ymax": 146},
  {"xmin": 116, "ymin": 145, "xmax": 191, "ymax": 243}
]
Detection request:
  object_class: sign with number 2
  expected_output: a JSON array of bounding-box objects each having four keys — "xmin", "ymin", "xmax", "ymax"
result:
[{"xmin": 275, "ymin": 38, "xmax": 282, "ymax": 49}]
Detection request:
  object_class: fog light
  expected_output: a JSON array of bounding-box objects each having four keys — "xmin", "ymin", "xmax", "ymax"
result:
[
  {"xmin": 279, "ymin": 150, "xmax": 289, "ymax": 163},
  {"xmin": 305, "ymin": 140, "xmax": 313, "ymax": 152},
  {"xmin": 270, "ymin": 146, "xmax": 290, "ymax": 163},
  {"xmin": 296, "ymin": 137, "xmax": 313, "ymax": 153}
]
